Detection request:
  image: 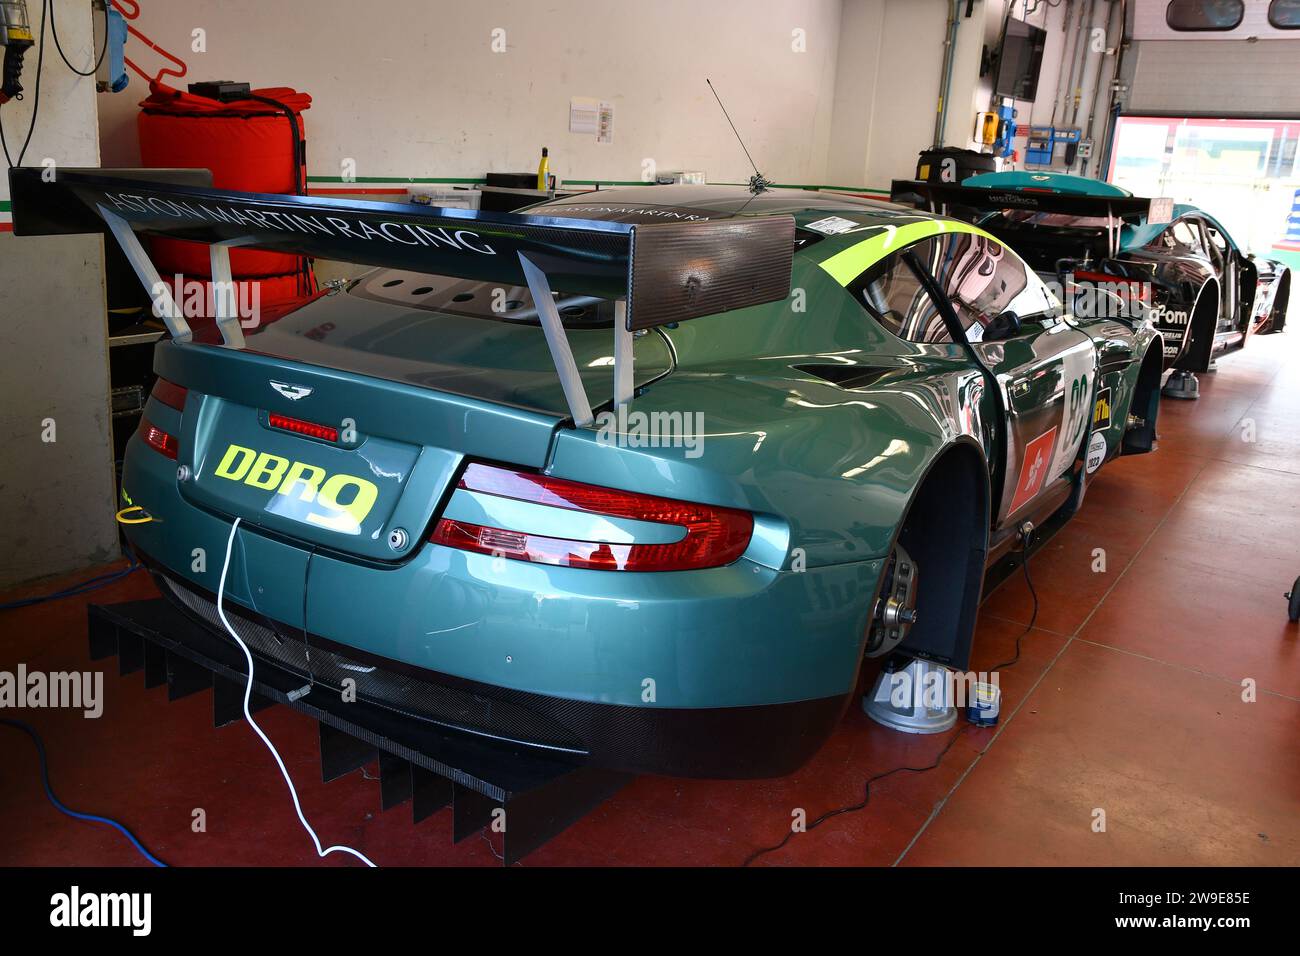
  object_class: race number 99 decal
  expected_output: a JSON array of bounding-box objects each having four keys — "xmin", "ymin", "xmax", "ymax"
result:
[{"xmin": 1049, "ymin": 345, "xmax": 1097, "ymax": 481}]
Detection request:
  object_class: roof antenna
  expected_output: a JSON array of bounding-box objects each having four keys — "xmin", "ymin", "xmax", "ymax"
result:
[{"xmin": 706, "ymin": 78, "xmax": 772, "ymax": 194}]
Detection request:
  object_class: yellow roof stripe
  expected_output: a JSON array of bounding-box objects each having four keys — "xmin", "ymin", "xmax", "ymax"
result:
[{"xmin": 817, "ymin": 218, "xmax": 987, "ymax": 286}]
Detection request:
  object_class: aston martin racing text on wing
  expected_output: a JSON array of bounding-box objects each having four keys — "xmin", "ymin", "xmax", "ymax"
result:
[{"xmin": 101, "ymin": 191, "xmax": 498, "ymax": 254}]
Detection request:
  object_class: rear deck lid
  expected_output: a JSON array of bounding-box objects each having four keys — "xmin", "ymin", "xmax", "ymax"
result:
[
  {"xmin": 161, "ymin": 340, "xmax": 562, "ymax": 561},
  {"xmin": 243, "ymin": 270, "xmax": 673, "ymax": 415}
]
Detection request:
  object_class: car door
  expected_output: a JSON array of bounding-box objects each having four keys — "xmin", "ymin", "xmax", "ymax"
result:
[
  {"xmin": 916, "ymin": 231, "xmax": 1097, "ymax": 530},
  {"xmin": 1201, "ymin": 218, "xmax": 1249, "ymax": 334}
]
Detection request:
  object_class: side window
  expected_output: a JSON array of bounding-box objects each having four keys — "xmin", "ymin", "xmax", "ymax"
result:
[
  {"xmin": 1166, "ymin": 0, "xmax": 1244, "ymax": 31},
  {"xmin": 1155, "ymin": 219, "xmax": 1206, "ymax": 257},
  {"xmin": 1204, "ymin": 222, "xmax": 1229, "ymax": 254},
  {"xmin": 844, "ymin": 239, "xmax": 951, "ymax": 344},
  {"xmin": 1202, "ymin": 221, "xmax": 1230, "ymax": 268},
  {"xmin": 1271, "ymin": 0, "xmax": 1300, "ymax": 29},
  {"xmin": 923, "ymin": 231, "xmax": 1059, "ymax": 341}
]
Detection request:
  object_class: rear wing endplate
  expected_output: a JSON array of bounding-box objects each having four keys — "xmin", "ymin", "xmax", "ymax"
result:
[{"xmin": 9, "ymin": 167, "xmax": 794, "ymax": 426}]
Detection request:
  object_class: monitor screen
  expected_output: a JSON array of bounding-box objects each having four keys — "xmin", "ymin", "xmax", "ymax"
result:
[{"xmin": 996, "ymin": 18, "xmax": 1048, "ymax": 101}]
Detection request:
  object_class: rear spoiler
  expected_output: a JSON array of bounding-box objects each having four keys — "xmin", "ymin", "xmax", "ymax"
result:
[
  {"xmin": 9, "ymin": 167, "xmax": 794, "ymax": 425},
  {"xmin": 889, "ymin": 178, "xmax": 1163, "ymax": 218},
  {"xmin": 889, "ymin": 178, "xmax": 1171, "ymax": 259}
]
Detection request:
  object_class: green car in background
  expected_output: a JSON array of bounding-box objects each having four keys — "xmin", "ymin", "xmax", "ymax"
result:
[{"xmin": 12, "ymin": 172, "xmax": 1163, "ymax": 778}]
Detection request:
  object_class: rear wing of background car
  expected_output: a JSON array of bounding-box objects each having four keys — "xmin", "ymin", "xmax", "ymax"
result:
[
  {"xmin": 8, "ymin": 167, "xmax": 794, "ymax": 426},
  {"xmin": 890, "ymin": 178, "xmax": 1171, "ymax": 257}
]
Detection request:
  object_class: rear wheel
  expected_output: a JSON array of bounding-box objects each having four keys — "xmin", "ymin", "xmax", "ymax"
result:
[{"xmin": 1288, "ymin": 576, "xmax": 1300, "ymax": 623}]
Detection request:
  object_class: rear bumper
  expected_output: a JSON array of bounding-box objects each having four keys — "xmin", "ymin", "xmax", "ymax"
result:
[
  {"xmin": 147, "ymin": 560, "xmax": 846, "ymax": 778},
  {"xmin": 123, "ymin": 434, "xmax": 882, "ymax": 778}
]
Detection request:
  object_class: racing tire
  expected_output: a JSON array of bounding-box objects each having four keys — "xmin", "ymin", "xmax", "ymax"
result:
[{"xmin": 1289, "ymin": 576, "xmax": 1300, "ymax": 623}]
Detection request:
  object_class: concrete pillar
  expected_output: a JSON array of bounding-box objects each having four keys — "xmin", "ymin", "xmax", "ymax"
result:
[{"xmin": 0, "ymin": 0, "xmax": 117, "ymax": 588}]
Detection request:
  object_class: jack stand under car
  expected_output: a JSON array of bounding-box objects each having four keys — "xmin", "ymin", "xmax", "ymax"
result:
[
  {"xmin": 1162, "ymin": 369, "xmax": 1200, "ymax": 400},
  {"xmin": 863, "ymin": 655, "xmax": 958, "ymax": 735}
]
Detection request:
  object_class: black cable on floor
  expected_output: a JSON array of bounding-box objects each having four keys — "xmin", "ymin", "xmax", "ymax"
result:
[
  {"xmin": 742, "ymin": 532, "xmax": 1041, "ymax": 866},
  {"xmin": 991, "ymin": 533, "xmax": 1039, "ymax": 671},
  {"xmin": 231, "ymin": 91, "xmax": 314, "ymax": 296},
  {"xmin": 742, "ymin": 726, "xmax": 970, "ymax": 867}
]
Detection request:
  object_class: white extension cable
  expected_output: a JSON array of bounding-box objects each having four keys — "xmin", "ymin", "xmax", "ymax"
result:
[{"xmin": 216, "ymin": 517, "xmax": 378, "ymax": 867}]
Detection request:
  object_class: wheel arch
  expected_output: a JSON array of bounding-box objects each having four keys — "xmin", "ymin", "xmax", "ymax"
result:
[
  {"xmin": 1176, "ymin": 277, "xmax": 1222, "ymax": 373},
  {"xmin": 881, "ymin": 436, "xmax": 991, "ymax": 672},
  {"xmin": 1122, "ymin": 340, "xmax": 1163, "ymax": 454}
]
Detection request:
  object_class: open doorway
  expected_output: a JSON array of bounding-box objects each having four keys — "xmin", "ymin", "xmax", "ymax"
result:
[{"xmin": 1107, "ymin": 114, "xmax": 1300, "ymax": 271}]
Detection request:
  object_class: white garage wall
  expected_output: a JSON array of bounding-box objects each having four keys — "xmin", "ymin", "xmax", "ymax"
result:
[
  {"xmin": 827, "ymin": 0, "xmax": 1107, "ymax": 190},
  {"xmin": 0, "ymin": 0, "xmax": 118, "ymax": 589},
  {"xmin": 867, "ymin": 0, "xmax": 952, "ymax": 186},
  {"xmin": 824, "ymin": 0, "xmax": 886, "ymax": 186},
  {"xmin": 100, "ymin": 0, "xmax": 1136, "ymax": 197},
  {"xmin": 97, "ymin": 0, "xmax": 844, "ymax": 187},
  {"xmin": 826, "ymin": 0, "xmax": 948, "ymax": 189}
]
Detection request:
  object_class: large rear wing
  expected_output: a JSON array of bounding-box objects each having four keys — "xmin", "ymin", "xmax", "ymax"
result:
[
  {"xmin": 889, "ymin": 178, "xmax": 1172, "ymax": 257},
  {"xmin": 9, "ymin": 167, "xmax": 794, "ymax": 425},
  {"xmin": 889, "ymin": 178, "xmax": 1161, "ymax": 218}
]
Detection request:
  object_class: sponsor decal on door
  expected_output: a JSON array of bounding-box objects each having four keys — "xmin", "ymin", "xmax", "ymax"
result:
[
  {"xmin": 1009, "ymin": 427, "xmax": 1058, "ymax": 515},
  {"xmin": 1093, "ymin": 386, "xmax": 1112, "ymax": 430},
  {"xmin": 1086, "ymin": 431, "xmax": 1108, "ymax": 474}
]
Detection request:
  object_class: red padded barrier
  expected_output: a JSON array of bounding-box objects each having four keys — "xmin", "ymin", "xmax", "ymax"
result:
[{"xmin": 137, "ymin": 81, "xmax": 313, "ymax": 284}]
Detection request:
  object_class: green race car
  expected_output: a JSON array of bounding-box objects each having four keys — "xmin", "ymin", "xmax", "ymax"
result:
[{"xmin": 12, "ymin": 170, "xmax": 1163, "ymax": 778}]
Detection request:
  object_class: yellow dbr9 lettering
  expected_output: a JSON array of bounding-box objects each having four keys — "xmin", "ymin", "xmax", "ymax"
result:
[{"xmin": 213, "ymin": 443, "xmax": 379, "ymax": 534}]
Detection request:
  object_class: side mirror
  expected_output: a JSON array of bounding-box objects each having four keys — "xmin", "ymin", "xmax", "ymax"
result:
[{"xmin": 984, "ymin": 310, "xmax": 1022, "ymax": 342}]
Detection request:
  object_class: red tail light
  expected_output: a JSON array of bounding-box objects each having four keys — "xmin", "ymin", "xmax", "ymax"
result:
[
  {"xmin": 138, "ymin": 418, "xmax": 178, "ymax": 459},
  {"xmin": 268, "ymin": 412, "xmax": 339, "ymax": 443},
  {"xmin": 151, "ymin": 378, "xmax": 188, "ymax": 411},
  {"xmin": 431, "ymin": 463, "xmax": 754, "ymax": 572}
]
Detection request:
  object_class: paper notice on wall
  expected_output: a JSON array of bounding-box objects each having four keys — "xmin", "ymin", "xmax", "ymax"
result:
[
  {"xmin": 596, "ymin": 101, "xmax": 613, "ymax": 144},
  {"xmin": 570, "ymin": 97, "xmax": 614, "ymax": 143},
  {"xmin": 570, "ymin": 97, "xmax": 601, "ymax": 135}
]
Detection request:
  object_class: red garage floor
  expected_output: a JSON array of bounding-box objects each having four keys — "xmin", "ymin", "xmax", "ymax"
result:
[{"xmin": 2, "ymin": 335, "xmax": 1298, "ymax": 867}]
